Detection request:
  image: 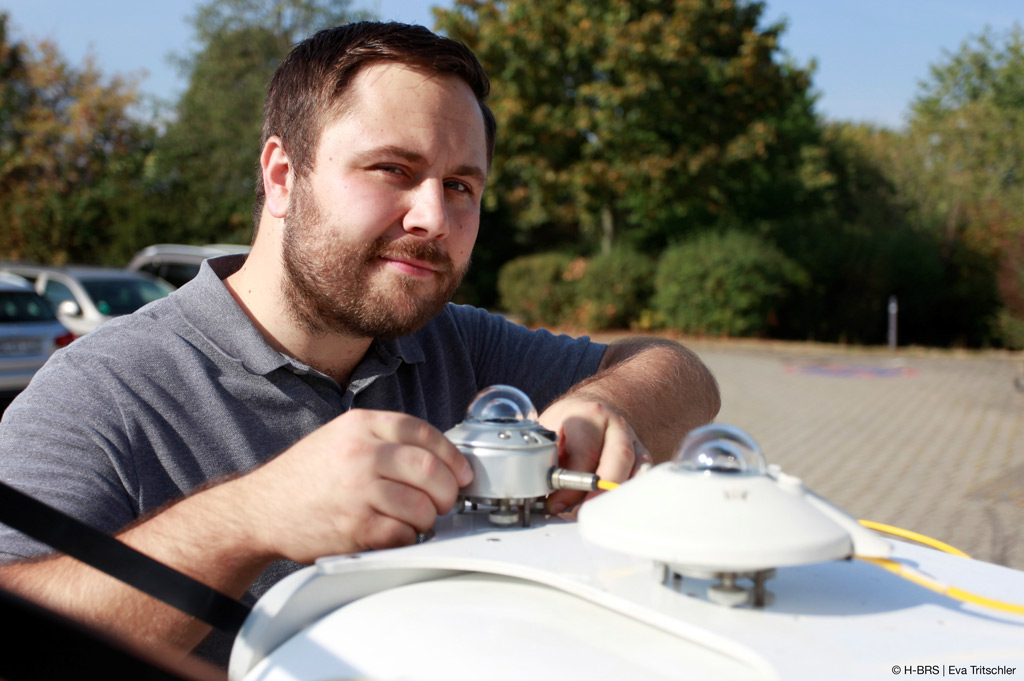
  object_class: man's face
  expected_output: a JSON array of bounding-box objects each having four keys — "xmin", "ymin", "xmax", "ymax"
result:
[{"xmin": 281, "ymin": 62, "xmax": 488, "ymax": 340}]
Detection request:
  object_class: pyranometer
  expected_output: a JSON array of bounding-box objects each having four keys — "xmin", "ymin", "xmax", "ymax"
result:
[
  {"xmin": 578, "ymin": 424, "xmax": 891, "ymax": 607},
  {"xmin": 444, "ymin": 386, "xmax": 559, "ymax": 527}
]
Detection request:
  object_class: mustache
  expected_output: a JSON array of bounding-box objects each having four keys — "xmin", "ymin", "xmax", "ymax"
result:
[{"xmin": 369, "ymin": 237, "xmax": 453, "ymax": 273}]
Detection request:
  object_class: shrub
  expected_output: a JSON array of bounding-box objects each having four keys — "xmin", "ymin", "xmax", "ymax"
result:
[
  {"xmin": 995, "ymin": 309, "xmax": 1024, "ymax": 350},
  {"xmin": 653, "ymin": 229, "xmax": 810, "ymax": 337},
  {"xmin": 574, "ymin": 247, "xmax": 655, "ymax": 329},
  {"xmin": 497, "ymin": 252, "xmax": 579, "ymax": 326}
]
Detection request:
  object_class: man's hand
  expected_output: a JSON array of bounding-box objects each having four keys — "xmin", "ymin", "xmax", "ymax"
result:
[
  {"xmin": 538, "ymin": 337, "xmax": 720, "ymax": 515},
  {"xmin": 241, "ymin": 409, "xmax": 474, "ymax": 563},
  {"xmin": 539, "ymin": 396, "xmax": 652, "ymax": 515},
  {"xmin": 0, "ymin": 409, "xmax": 473, "ymax": 654}
]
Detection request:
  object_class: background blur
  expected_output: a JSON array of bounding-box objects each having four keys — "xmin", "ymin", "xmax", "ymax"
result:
[{"xmin": 2, "ymin": 0, "xmax": 1024, "ymax": 349}]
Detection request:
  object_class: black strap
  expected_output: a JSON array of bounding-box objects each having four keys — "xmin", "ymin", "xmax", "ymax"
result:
[
  {"xmin": 0, "ymin": 480, "xmax": 251, "ymax": 635},
  {"xmin": 0, "ymin": 588, "xmax": 222, "ymax": 681}
]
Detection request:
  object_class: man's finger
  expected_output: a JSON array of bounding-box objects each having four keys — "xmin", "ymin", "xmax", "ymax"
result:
[
  {"xmin": 632, "ymin": 441, "xmax": 654, "ymax": 474},
  {"xmin": 372, "ymin": 442, "xmax": 462, "ymax": 513},
  {"xmin": 591, "ymin": 418, "xmax": 636, "ymax": 484},
  {"xmin": 545, "ymin": 412, "xmax": 648, "ymax": 515},
  {"xmin": 366, "ymin": 479, "xmax": 439, "ymax": 535},
  {"xmin": 360, "ymin": 410, "xmax": 474, "ymax": 487},
  {"xmin": 358, "ymin": 510, "xmax": 421, "ymax": 551}
]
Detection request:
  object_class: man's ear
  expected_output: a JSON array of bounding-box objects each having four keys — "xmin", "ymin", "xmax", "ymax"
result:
[{"xmin": 260, "ymin": 136, "xmax": 292, "ymax": 219}]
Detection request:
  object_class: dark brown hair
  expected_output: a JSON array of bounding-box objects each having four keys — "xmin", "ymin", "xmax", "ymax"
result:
[{"xmin": 253, "ymin": 21, "xmax": 496, "ymax": 232}]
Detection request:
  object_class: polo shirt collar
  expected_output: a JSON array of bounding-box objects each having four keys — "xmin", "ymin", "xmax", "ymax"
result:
[{"xmin": 174, "ymin": 255, "xmax": 426, "ymax": 378}]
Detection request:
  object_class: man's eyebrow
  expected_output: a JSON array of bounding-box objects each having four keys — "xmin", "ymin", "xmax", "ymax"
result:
[
  {"xmin": 354, "ymin": 144, "xmax": 426, "ymax": 165},
  {"xmin": 450, "ymin": 163, "xmax": 488, "ymax": 186},
  {"xmin": 354, "ymin": 145, "xmax": 487, "ymax": 185}
]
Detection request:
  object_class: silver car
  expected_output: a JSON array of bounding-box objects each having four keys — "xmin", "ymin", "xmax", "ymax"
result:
[
  {"xmin": 0, "ymin": 272, "xmax": 75, "ymax": 398},
  {"xmin": 127, "ymin": 243, "xmax": 251, "ymax": 288},
  {"xmin": 0, "ymin": 265, "xmax": 174, "ymax": 336}
]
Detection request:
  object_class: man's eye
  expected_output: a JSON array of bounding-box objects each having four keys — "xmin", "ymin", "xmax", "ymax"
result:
[{"xmin": 445, "ymin": 180, "xmax": 471, "ymax": 194}]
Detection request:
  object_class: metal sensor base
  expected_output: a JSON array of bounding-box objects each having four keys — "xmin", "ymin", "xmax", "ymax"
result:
[
  {"xmin": 456, "ymin": 495, "xmax": 547, "ymax": 528},
  {"xmin": 660, "ymin": 563, "xmax": 777, "ymax": 608}
]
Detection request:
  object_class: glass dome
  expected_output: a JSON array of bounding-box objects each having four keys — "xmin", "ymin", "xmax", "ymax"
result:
[
  {"xmin": 673, "ymin": 424, "xmax": 767, "ymax": 476},
  {"xmin": 465, "ymin": 385, "xmax": 538, "ymax": 424}
]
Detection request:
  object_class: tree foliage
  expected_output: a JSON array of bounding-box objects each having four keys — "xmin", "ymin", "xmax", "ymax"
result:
[
  {"xmin": 1, "ymin": 4, "xmax": 1020, "ymax": 347},
  {"xmin": 497, "ymin": 252, "xmax": 579, "ymax": 326},
  {"xmin": 0, "ymin": 12, "xmax": 154, "ymax": 265},
  {"xmin": 892, "ymin": 26, "xmax": 1024, "ymax": 346},
  {"xmin": 906, "ymin": 28, "xmax": 1024, "ymax": 248},
  {"xmin": 435, "ymin": 0, "xmax": 818, "ymax": 252},
  {"xmin": 151, "ymin": 0, "xmax": 367, "ymax": 245},
  {"xmin": 574, "ymin": 246, "xmax": 654, "ymax": 329}
]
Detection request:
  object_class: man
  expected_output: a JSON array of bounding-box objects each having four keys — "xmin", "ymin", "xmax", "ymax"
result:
[{"xmin": 0, "ymin": 22, "xmax": 719, "ymax": 662}]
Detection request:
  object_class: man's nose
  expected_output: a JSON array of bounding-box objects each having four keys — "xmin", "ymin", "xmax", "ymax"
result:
[{"xmin": 403, "ymin": 181, "xmax": 450, "ymax": 240}]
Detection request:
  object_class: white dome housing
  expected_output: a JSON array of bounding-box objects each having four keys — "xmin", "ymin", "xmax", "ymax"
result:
[{"xmin": 578, "ymin": 425, "xmax": 890, "ymax": 574}]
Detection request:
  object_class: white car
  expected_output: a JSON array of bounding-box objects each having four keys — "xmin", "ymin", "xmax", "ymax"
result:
[
  {"xmin": 0, "ymin": 265, "xmax": 174, "ymax": 336},
  {"xmin": 0, "ymin": 272, "xmax": 75, "ymax": 398}
]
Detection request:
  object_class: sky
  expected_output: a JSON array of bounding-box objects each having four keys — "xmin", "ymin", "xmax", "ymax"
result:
[{"xmin": 1, "ymin": 0, "xmax": 1022, "ymax": 129}]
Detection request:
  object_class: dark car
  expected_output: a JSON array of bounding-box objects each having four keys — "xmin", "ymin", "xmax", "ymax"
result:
[{"xmin": 0, "ymin": 272, "xmax": 75, "ymax": 398}]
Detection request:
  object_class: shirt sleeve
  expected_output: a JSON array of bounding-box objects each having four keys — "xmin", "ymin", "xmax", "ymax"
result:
[{"xmin": 0, "ymin": 344, "xmax": 141, "ymax": 561}]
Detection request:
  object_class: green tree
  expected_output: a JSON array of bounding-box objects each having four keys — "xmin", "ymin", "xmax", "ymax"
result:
[
  {"xmin": 152, "ymin": 0, "xmax": 368, "ymax": 245},
  {"xmin": 908, "ymin": 28, "xmax": 1024, "ymax": 247},
  {"xmin": 435, "ymin": 0, "xmax": 818, "ymax": 253},
  {"xmin": 763, "ymin": 121, "xmax": 1003, "ymax": 347},
  {"xmin": 897, "ymin": 26, "xmax": 1024, "ymax": 346},
  {"xmin": 0, "ymin": 12, "xmax": 30, "ymax": 197},
  {"xmin": 0, "ymin": 13, "xmax": 155, "ymax": 265}
]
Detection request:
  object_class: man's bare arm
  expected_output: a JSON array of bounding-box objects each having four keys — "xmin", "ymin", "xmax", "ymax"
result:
[
  {"xmin": 0, "ymin": 409, "xmax": 472, "ymax": 655},
  {"xmin": 540, "ymin": 337, "xmax": 720, "ymax": 513},
  {"xmin": 583, "ymin": 337, "xmax": 720, "ymax": 460},
  {"xmin": 0, "ymin": 475, "xmax": 270, "ymax": 653}
]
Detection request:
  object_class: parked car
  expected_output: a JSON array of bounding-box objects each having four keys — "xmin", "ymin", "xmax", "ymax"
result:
[
  {"xmin": 0, "ymin": 272, "xmax": 75, "ymax": 398},
  {"xmin": 0, "ymin": 264, "xmax": 174, "ymax": 336},
  {"xmin": 127, "ymin": 243, "xmax": 251, "ymax": 288}
]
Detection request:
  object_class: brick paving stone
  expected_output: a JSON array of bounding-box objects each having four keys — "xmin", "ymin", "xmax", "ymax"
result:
[{"xmin": 681, "ymin": 341, "xmax": 1024, "ymax": 571}]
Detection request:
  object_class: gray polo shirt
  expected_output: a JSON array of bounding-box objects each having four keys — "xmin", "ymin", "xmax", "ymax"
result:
[
  {"xmin": 0, "ymin": 254, "xmax": 605, "ymax": 555},
  {"xmin": 0, "ymin": 254, "xmax": 606, "ymax": 660}
]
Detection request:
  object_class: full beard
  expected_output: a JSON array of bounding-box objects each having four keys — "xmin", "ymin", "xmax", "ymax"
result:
[{"xmin": 281, "ymin": 181, "xmax": 468, "ymax": 340}]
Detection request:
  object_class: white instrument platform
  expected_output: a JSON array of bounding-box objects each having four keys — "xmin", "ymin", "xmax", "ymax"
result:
[{"xmin": 230, "ymin": 510, "xmax": 1024, "ymax": 680}]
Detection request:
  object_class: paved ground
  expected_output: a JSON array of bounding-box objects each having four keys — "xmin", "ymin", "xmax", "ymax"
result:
[{"xmin": 674, "ymin": 339, "xmax": 1024, "ymax": 572}]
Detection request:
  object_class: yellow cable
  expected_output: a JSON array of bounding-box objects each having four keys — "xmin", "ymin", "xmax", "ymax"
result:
[
  {"xmin": 856, "ymin": 556, "xmax": 1024, "ymax": 616},
  {"xmin": 858, "ymin": 519, "xmax": 971, "ymax": 558},
  {"xmin": 596, "ymin": 479, "xmax": 619, "ymax": 491}
]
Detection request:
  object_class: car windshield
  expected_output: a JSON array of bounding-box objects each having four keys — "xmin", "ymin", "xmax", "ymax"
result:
[
  {"xmin": 80, "ymin": 278, "xmax": 173, "ymax": 316},
  {"xmin": 0, "ymin": 291, "xmax": 58, "ymax": 322}
]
